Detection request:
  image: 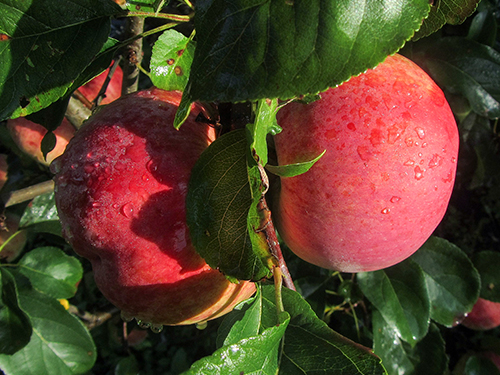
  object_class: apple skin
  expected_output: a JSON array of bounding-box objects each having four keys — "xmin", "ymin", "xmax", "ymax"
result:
[
  {"xmin": 461, "ymin": 298, "xmax": 500, "ymax": 331},
  {"xmin": 273, "ymin": 54, "xmax": 459, "ymax": 273},
  {"xmin": 5, "ymin": 66, "xmax": 122, "ymax": 166},
  {"xmin": 6, "ymin": 117, "xmax": 75, "ymax": 166},
  {"xmin": 52, "ymin": 88, "xmax": 255, "ymax": 326},
  {"xmin": 0, "ymin": 153, "xmax": 8, "ymax": 190},
  {"xmin": 77, "ymin": 64, "xmax": 123, "ymax": 105}
]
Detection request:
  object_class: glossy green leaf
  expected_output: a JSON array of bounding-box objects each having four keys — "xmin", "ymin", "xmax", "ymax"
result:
[
  {"xmin": 0, "ymin": 0, "xmax": 121, "ymax": 120},
  {"xmin": 266, "ymin": 149, "xmax": 326, "ymax": 178},
  {"xmin": 412, "ymin": 37, "xmax": 500, "ymax": 119},
  {"xmin": 413, "ymin": 0, "xmax": 479, "ymax": 40},
  {"xmin": 150, "ymin": 29, "xmax": 195, "ymax": 92},
  {"xmin": 472, "ymin": 251, "xmax": 500, "ymax": 303},
  {"xmin": 0, "ymin": 285, "xmax": 96, "ymax": 375},
  {"xmin": 186, "ymin": 129, "xmax": 273, "ymax": 281},
  {"xmin": 373, "ymin": 311, "xmax": 447, "ymax": 375},
  {"xmin": 126, "ymin": 0, "xmax": 161, "ymax": 13},
  {"xmin": 247, "ymin": 99, "xmax": 281, "ymax": 167},
  {"xmin": 184, "ymin": 312, "xmax": 289, "ymax": 375},
  {"xmin": 357, "ymin": 260, "xmax": 430, "ymax": 346},
  {"xmin": 18, "ymin": 247, "xmax": 83, "ymax": 299},
  {"xmin": 0, "ymin": 268, "xmax": 31, "ymax": 355},
  {"xmin": 462, "ymin": 355, "xmax": 500, "ymax": 375},
  {"xmin": 261, "ymin": 285, "xmax": 386, "ymax": 375},
  {"xmin": 216, "ymin": 287, "xmax": 262, "ymax": 348},
  {"xmin": 410, "ymin": 236, "xmax": 480, "ymax": 327},
  {"xmin": 187, "ymin": 0, "xmax": 430, "ymax": 103},
  {"xmin": 20, "ymin": 191, "xmax": 62, "ymax": 237}
]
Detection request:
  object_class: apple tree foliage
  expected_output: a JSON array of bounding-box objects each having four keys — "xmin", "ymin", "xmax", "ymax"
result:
[{"xmin": 1, "ymin": 0, "xmax": 500, "ymax": 374}]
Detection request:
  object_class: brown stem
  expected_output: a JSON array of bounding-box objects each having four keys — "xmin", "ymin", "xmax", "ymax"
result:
[
  {"xmin": 2, "ymin": 180, "xmax": 55, "ymax": 208},
  {"xmin": 68, "ymin": 305, "xmax": 119, "ymax": 330},
  {"xmin": 121, "ymin": 17, "xmax": 144, "ymax": 96},
  {"xmin": 66, "ymin": 96, "xmax": 91, "ymax": 129},
  {"xmin": 93, "ymin": 58, "xmax": 122, "ymax": 108}
]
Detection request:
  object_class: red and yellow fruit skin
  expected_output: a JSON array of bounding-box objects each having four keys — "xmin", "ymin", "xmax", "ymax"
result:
[
  {"xmin": 462, "ymin": 298, "xmax": 500, "ymax": 331},
  {"xmin": 77, "ymin": 64, "xmax": 123, "ymax": 105},
  {"xmin": 53, "ymin": 88, "xmax": 255, "ymax": 326},
  {"xmin": 273, "ymin": 54, "xmax": 459, "ymax": 273},
  {"xmin": 6, "ymin": 117, "xmax": 75, "ymax": 166}
]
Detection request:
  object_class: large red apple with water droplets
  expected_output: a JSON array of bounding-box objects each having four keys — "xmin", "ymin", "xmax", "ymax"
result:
[
  {"xmin": 52, "ymin": 88, "xmax": 255, "ymax": 327},
  {"xmin": 273, "ymin": 54, "xmax": 459, "ymax": 272}
]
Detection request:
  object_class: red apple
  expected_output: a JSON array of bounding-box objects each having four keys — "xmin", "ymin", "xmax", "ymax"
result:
[
  {"xmin": 52, "ymin": 88, "xmax": 255, "ymax": 327},
  {"xmin": 0, "ymin": 154, "xmax": 8, "ymax": 190},
  {"xmin": 273, "ymin": 54, "xmax": 459, "ymax": 272},
  {"xmin": 462, "ymin": 298, "xmax": 500, "ymax": 331},
  {"xmin": 77, "ymin": 64, "xmax": 123, "ymax": 105},
  {"xmin": 6, "ymin": 117, "xmax": 75, "ymax": 166},
  {"xmin": 0, "ymin": 213, "xmax": 28, "ymax": 262}
]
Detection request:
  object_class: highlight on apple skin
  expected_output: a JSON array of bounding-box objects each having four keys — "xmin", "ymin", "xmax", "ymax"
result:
[
  {"xmin": 273, "ymin": 54, "xmax": 459, "ymax": 273},
  {"xmin": 461, "ymin": 298, "xmax": 500, "ymax": 331},
  {"xmin": 52, "ymin": 88, "xmax": 255, "ymax": 329}
]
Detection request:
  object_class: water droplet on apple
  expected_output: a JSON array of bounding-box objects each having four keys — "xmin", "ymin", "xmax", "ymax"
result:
[
  {"xmin": 347, "ymin": 122, "xmax": 356, "ymax": 131},
  {"xmin": 403, "ymin": 159, "xmax": 415, "ymax": 166},
  {"xmin": 451, "ymin": 157, "xmax": 457, "ymax": 163},
  {"xmin": 121, "ymin": 311, "xmax": 135, "ymax": 322},
  {"xmin": 381, "ymin": 207, "xmax": 390, "ymax": 214},
  {"xmin": 405, "ymin": 137, "xmax": 413, "ymax": 147},
  {"xmin": 138, "ymin": 320, "xmax": 151, "ymax": 329},
  {"xmin": 120, "ymin": 203, "xmax": 134, "ymax": 218},
  {"xmin": 150, "ymin": 324, "xmax": 164, "ymax": 333},
  {"xmin": 196, "ymin": 321, "xmax": 208, "ymax": 330},
  {"xmin": 414, "ymin": 166, "xmax": 425, "ymax": 180},
  {"xmin": 92, "ymin": 202, "xmax": 101, "ymax": 208},
  {"xmin": 146, "ymin": 159, "xmax": 157, "ymax": 173},
  {"xmin": 390, "ymin": 196, "xmax": 401, "ymax": 203},
  {"xmin": 414, "ymin": 127, "xmax": 425, "ymax": 139},
  {"xmin": 428, "ymin": 154, "xmax": 442, "ymax": 168}
]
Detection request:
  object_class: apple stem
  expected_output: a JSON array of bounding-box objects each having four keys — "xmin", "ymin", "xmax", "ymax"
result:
[
  {"xmin": 121, "ymin": 17, "xmax": 144, "ymax": 96},
  {"xmin": 2, "ymin": 180, "xmax": 55, "ymax": 209},
  {"xmin": 273, "ymin": 266, "xmax": 285, "ymax": 315}
]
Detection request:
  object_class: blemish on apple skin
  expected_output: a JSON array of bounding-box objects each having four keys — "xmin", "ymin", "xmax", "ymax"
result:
[{"xmin": 390, "ymin": 196, "xmax": 401, "ymax": 203}]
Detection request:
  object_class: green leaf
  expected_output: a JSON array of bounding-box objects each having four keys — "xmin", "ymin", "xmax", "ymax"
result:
[
  {"xmin": 20, "ymin": 191, "xmax": 62, "ymax": 237},
  {"xmin": 216, "ymin": 286, "xmax": 262, "ymax": 348},
  {"xmin": 462, "ymin": 355, "xmax": 500, "ymax": 375},
  {"xmin": 266, "ymin": 149, "xmax": 326, "ymax": 178},
  {"xmin": 126, "ymin": 0, "xmax": 164, "ymax": 13},
  {"xmin": 410, "ymin": 236, "xmax": 480, "ymax": 327},
  {"xmin": 184, "ymin": 312, "xmax": 289, "ymax": 375},
  {"xmin": 357, "ymin": 259, "xmax": 430, "ymax": 346},
  {"xmin": 150, "ymin": 29, "xmax": 195, "ymax": 92},
  {"xmin": 187, "ymin": 0, "xmax": 430, "ymax": 102},
  {"xmin": 246, "ymin": 99, "xmax": 281, "ymax": 167},
  {"xmin": 0, "ymin": 0, "xmax": 121, "ymax": 121},
  {"xmin": 0, "ymin": 284, "xmax": 96, "ymax": 375},
  {"xmin": 373, "ymin": 311, "xmax": 447, "ymax": 375},
  {"xmin": 472, "ymin": 251, "xmax": 500, "ymax": 303},
  {"xmin": 413, "ymin": 0, "xmax": 479, "ymax": 40},
  {"xmin": 0, "ymin": 268, "xmax": 31, "ymax": 355},
  {"xmin": 411, "ymin": 37, "xmax": 500, "ymax": 119},
  {"xmin": 186, "ymin": 129, "xmax": 273, "ymax": 281},
  {"xmin": 18, "ymin": 247, "xmax": 83, "ymax": 299}
]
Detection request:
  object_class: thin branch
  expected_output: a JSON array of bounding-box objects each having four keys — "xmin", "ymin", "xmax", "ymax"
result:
[{"xmin": 122, "ymin": 17, "xmax": 145, "ymax": 95}]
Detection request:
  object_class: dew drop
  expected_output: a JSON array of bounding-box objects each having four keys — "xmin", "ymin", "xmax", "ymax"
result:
[
  {"xmin": 405, "ymin": 137, "xmax": 413, "ymax": 147},
  {"xmin": 381, "ymin": 207, "xmax": 391, "ymax": 214},
  {"xmin": 414, "ymin": 166, "xmax": 425, "ymax": 180},
  {"xmin": 91, "ymin": 201, "xmax": 101, "ymax": 208},
  {"xmin": 403, "ymin": 159, "xmax": 415, "ymax": 166},
  {"xmin": 121, "ymin": 311, "xmax": 135, "ymax": 322},
  {"xmin": 120, "ymin": 203, "xmax": 134, "ymax": 218},
  {"xmin": 347, "ymin": 122, "xmax": 356, "ymax": 131},
  {"xmin": 150, "ymin": 324, "xmax": 164, "ymax": 333},
  {"xmin": 390, "ymin": 196, "xmax": 401, "ymax": 203},
  {"xmin": 146, "ymin": 159, "xmax": 157, "ymax": 173},
  {"xmin": 138, "ymin": 321, "xmax": 151, "ymax": 329},
  {"xmin": 451, "ymin": 157, "xmax": 457, "ymax": 163},
  {"xmin": 196, "ymin": 321, "xmax": 208, "ymax": 330},
  {"xmin": 428, "ymin": 154, "xmax": 442, "ymax": 168},
  {"xmin": 422, "ymin": 142, "xmax": 428, "ymax": 148},
  {"xmin": 414, "ymin": 127, "xmax": 425, "ymax": 139}
]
